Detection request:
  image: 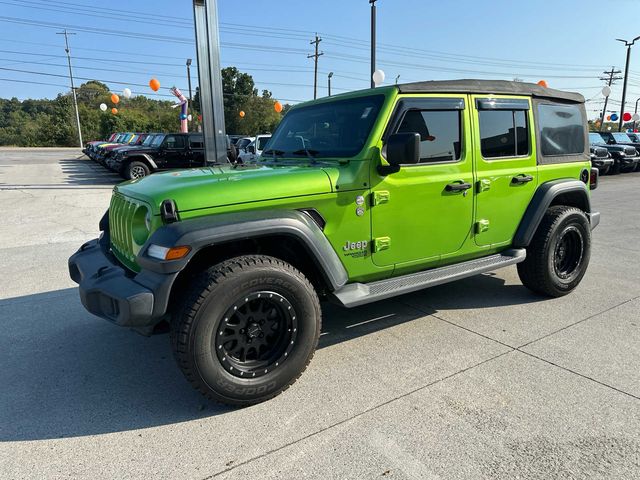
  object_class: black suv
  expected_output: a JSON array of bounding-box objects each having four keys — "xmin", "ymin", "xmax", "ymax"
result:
[
  {"xmin": 589, "ymin": 132, "xmax": 639, "ymax": 174},
  {"xmin": 112, "ymin": 133, "xmax": 205, "ymax": 180}
]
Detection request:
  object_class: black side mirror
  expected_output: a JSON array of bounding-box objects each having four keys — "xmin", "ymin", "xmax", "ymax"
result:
[
  {"xmin": 379, "ymin": 132, "xmax": 420, "ymax": 175},
  {"xmin": 247, "ymin": 145, "xmax": 256, "ymax": 154}
]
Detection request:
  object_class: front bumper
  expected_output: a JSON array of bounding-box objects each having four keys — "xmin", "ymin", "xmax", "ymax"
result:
[
  {"xmin": 591, "ymin": 157, "xmax": 613, "ymax": 169},
  {"xmin": 69, "ymin": 237, "xmax": 176, "ymax": 333},
  {"xmin": 616, "ymin": 155, "xmax": 639, "ymax": 168}
]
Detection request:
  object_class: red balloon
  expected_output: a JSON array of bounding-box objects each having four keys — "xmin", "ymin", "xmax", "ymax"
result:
[{"xmin": 623, "ymin": 112, "xmax": 632, "ymax": 122}]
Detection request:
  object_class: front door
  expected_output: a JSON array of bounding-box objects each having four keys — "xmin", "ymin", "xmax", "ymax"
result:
[
  {"xmin": 371, "ymin": 95, "xmax": 474, "ymax": 267},
  {"xmin": 471, "ymin": 96, "xmax": 538, "ymax": 247}
]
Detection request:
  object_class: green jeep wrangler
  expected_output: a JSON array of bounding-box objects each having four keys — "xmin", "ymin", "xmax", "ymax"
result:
[{"xmin": 69, "ymin": 80, "xmax": 599, "ymax": 405}]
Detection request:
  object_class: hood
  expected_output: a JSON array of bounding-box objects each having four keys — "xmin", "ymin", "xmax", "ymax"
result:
[{"xmin": 116, "ymin": 164, "xmax": 335, "ymax": 213}]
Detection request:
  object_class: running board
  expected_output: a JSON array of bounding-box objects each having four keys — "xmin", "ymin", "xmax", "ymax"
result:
[{"xmin": 331, "ymin": 248, "xmax": 526, "ymax": 308}]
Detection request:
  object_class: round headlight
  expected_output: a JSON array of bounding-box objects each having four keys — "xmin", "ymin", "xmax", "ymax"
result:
[{"xmin": 132, "ymin": 206, "xmax": 151, "ymax": 245}]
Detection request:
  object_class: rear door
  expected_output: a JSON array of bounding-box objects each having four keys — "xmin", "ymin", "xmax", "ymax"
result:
[
  {"xmin": 188, "ymin": 134, "xmax": 205, "ymax": 167},
  {"xmin": 161, "ymin": 134, "xmax": 189, "ymax": 168},
  {"xmin": 471, "ymin": 96, "xmax": 537, "ymax": 247}
]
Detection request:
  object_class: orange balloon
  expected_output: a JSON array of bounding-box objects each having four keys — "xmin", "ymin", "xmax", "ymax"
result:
[
  {"xmin": 274, "ymin": 101, "xmax": 283, "ymax": 113},
  {"xmin": 111, "ymin": 108, "xmax": 118, "ymax": 115},
  {"xmin": 239, "ymin": 110, "xmax": 245, "ymax": 118},
  {"xmin": 111, "ymin": 93, "xmax": 120, "ymax": 104},
  {"xmin": 149, "ymin": 78, "xmax": 161, "ymax": 92},
  {"xmin": 537, "ymin": 80, "xmax": 548, "ymax": 88}
]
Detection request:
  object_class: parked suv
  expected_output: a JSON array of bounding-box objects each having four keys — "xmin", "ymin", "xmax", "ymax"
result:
[
  {"xmin": 589, "ymin": 132, "xmax": 639, "ymax": 173},
  {"xmin": 70, "ymin": 80, "xmax": 599, "ymax": 406},
  {"xmin": 587, "ymin": 135, "xmax": 613, "ymax": 175},
  {"xmin": 111, "ymin": 133, "xmax": 205, "ymax": 179},
  {"xmin": 237, "ymin": 134, "xmax": 271, "ymax": 163}
]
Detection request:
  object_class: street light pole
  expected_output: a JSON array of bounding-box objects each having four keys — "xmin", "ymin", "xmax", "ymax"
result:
[
  {"xmin": 327, "ymin": 72, "xmax": 333, "ymax": 97},
  {"xmin": 616, "ymin": 35, "xmax": 640, "ymax": 132},
  {"xmin": 395, "ymin": 74, "xmax": 400, "ymax": 84},
  {"xmin": 370, "ymin": 0, "xmax": 377, "ymax": 88},
  {"xmin": 186, "ymin": 58, "xmax": 193, "ymax": 132}
]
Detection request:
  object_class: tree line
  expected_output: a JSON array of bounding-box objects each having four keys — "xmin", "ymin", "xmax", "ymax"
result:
[{"xmin": 0, "ymin": 67, "xmax": 289, "ymax": 147}]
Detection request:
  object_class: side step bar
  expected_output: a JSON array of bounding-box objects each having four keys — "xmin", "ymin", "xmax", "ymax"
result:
[{"xmin": 331, "ymin": 248, "xmax": 526, "ymax": 308}]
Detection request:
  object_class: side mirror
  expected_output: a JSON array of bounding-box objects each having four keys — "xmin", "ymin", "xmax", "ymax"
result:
[
  {"xmin": 379, "ymin": 132, "xmax": 420, "ymax": 175},
  {"xmin": 247, "ymin": 145, "xmax": 256, "ymax": 154}
]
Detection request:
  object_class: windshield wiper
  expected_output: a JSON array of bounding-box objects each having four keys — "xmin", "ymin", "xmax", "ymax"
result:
[
  {"xmin": 292, "ymin": 148, "xmax": 320, "ymax": 163},
  {"xmin": 261, "ymin": 148, "xmax": 285, "ymax": 163}
]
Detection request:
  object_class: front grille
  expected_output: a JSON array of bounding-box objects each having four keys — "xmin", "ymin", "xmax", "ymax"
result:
[
  {"xmin": 109, "ymin": 193, "xmax": 143, "ymax": 271},
  {"xmin": 594, "ymin": 147, "xmax": 608, "ymax": 158},
  {"xmin": 624, "ymin": 146, "xmax": 637, "ymax": 156}
]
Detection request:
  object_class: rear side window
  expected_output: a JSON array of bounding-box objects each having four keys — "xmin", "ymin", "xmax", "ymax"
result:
[
  {"xmin": 396, "ymin": 110, "xmax": 461, "ymax": 163},
  {"xmin": 538, "ymin": 103, "xmax": 585, "ymax": 156},
  {"xmin": 165, "ymin": 135, "xmax": 185, "ymax": 149},
  {"xmin": 189, "ymin": 136, "xmax": 204, "ymax": 148},
  {"xmin": 479, "ymin": 110, "xmax": 529, "ymax": 158}
]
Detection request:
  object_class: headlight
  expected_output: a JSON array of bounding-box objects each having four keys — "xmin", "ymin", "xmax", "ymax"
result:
[{"xmin": 132, "ymin": 206, "xmax": 151, "ymax": 245}]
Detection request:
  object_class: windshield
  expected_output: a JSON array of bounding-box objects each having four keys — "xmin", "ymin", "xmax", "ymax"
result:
[
  {"xmin": 266, "ymin": 94, "xmax": 385, "ymax": 158},
  {"xmin": 588, "ymin": 133, "xmax": 604, "ymax": 145},
  {"xmin": 257, "ymin": 136, "xmax": 271, "ymax": 150},
  {"xmin": 613, "ymin": 132, "xmax": 632, "ymax": 143},
  {"xmin": 142, "ymin": 135, "xmax": 155, "ymax": 146},
  {"xmin": 151, "ymin": 134, "xmax": 165, "ymax": 147},
  {"xmin": 237, "ymin": 138, "xmax": 251, "ymax": 149}
]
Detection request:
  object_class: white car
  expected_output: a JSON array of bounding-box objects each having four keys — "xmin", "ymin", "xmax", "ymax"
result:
[{"xmin": 237, "ymin": 134, "xmax": 271, "ymax": 163}]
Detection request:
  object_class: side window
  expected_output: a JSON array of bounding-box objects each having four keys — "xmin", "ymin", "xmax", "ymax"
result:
[
  {"xmin": 396, "ymin": 110, "xmax": 461, "ymax": 163},
  {"xmin": 189, "ymin": 136, "xmax": 204, "ymax": 149},
  {"xmin": 165, "ymin": 135, "xmax": 185, "ymax": 149},
  {"xmin": 478, "ymin": 105, "xmax": 530, "ymax": 158},
  {"xmin": 537, "ymin": 103, "xmax": 585, "ymax": 156}
]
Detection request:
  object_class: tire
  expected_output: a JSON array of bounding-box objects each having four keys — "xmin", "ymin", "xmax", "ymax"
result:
[
  {"xmin": 170, "ymin": 255, "xmax": 321, "ymax": 406},
  {"xmin": 600, "ymin": 165, "xmax": 611, "ymax": 176},
  {"xmin": 610, "ymin": 161, "xmax": 621, "ymax": 175},
  {"xmin": 517, "ymin": 206, "xmax": 591, "ymax": 298},
  {"xmin": 125, "ymin": 160, "xmax": 150, "ymax": 180}
]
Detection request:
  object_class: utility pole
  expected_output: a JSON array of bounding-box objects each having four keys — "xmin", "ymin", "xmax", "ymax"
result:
[
  {"xmin": 56, "ymin": 29, "xmax": 83, "ymax": 148},
  {"xmin": 307, "ymin": 34, "xmax": 323, "ymax": 100},
  {"xmin": 599, "ymin": 67, "xmax": 622, "ymax": 131},
  {"xmin": 186, "ymin": 58, "xmax": 193, "ymax": 131},
  {"xmin": 616, "ymin": 36, "xmax": 640, "ymax": 132},
  {"xmin": 327, "ymin": 71, "xmax": 333, "ymax": 97},
  {"xmin": 370, "ymin": 0, "xmax": 377, "ymax": 88}
]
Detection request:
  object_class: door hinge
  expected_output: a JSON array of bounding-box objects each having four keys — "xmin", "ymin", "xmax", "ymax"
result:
[
  {"xmin": 475, "ymin": 219, "xmax": 490, "ymax": 234},
  {"xmin": 372, "ymin": 190, "xmax": 390, "ymax": 205},
  {"xmin": 373, "ymin": 236, "xmax": 391, "ymax": 252},
  {"xmin": 477, "ymin": 178, "xmax": 491, "ymax": 192}
]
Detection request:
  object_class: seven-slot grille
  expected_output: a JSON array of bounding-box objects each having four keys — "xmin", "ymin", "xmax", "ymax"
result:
[
  {"xmin": 623, "ymin": 146, "xmax": 638, "ymax": 156},
  {"xmin": 594, "ymin": 147, "xmax": 608, "ymax": 158},
  {"xmin": 109, "ymin": 193, "xmax": 140, "ymax": 265}
]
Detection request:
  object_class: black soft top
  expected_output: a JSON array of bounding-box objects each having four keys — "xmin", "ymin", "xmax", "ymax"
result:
[{"xmin": 397, "ymin": 79, "xmax": 584, "ymax": 103}]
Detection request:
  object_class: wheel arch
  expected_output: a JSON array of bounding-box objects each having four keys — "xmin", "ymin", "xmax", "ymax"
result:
[
  {"xmin": 136, "ymin": 210, "xmax": 348, "ymax": 316},
  {"xmin": 513, "ymin": 179, "xmax": 592, "ymax": 247},
  {"xmin": 123, "ymin": 154, "xmax": 158, "ymax": 171}
]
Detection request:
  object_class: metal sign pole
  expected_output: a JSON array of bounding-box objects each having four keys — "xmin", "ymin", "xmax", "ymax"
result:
[{"xmin": 193, "ymin": 0, "xmax": 227, "ymax": 164}]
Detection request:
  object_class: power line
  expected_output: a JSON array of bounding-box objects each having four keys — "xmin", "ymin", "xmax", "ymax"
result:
[{"xmin": 598, "ymin": 67, "xmax": 622, "ymax": 130}]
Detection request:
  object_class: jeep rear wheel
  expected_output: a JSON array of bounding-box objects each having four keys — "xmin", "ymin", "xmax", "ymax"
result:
[
  {"xmin": 126, "ymin": 160, "xmax": 150, "ymax": 180},
  {"xmin": 517, "ymin": 206, "xmax": 591, "ymax": 297},
  {"xmin": 170, "ymin": 255, "xmax": 321, "ymax": 406}
]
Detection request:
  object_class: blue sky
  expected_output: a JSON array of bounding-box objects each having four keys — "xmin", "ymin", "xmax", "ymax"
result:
[{"xmin": 2, "ymin": 0, "xmax": 640, "ymax": 119}]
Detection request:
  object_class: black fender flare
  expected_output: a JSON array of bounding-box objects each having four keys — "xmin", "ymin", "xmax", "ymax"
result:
[
  {"xmin": 126, "ymin": 153, "xmax": 158, "ymax": 170},
  {"xmin": 513, "ymin": 179, "xmax": 594, "ymax": 247},
  {"xmin": 137, "ymin": 209, "xmax": 348, "ymax": 304}
]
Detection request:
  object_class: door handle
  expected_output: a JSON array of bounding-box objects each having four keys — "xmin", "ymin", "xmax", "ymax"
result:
[
  {"xmin": 445, "ymin": 181, "xmax": 472, "ymax": 192},
  {"xmin": 511, "ymin": 174, "xmax": 534, "ymax": 185}
]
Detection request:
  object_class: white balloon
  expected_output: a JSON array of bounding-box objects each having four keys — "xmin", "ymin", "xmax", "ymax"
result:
[
  {"xmin": 99, "ymin": 103, "xmax": 107, "ymax": 112},
  {"xmin": 187, "ymin": 114, "xmax": 193, "ymax": 121},
  {"xmin": 602, "ymin": 85, "xmax": 611, "ymax": 97},
  {"xmin": 122, "ymin": 88, "xmax": 132, "ymax": 99},
  {"xmin": 633, "ymin": 113, "xmax": 640, "ymax": 122},
  {"xmin": 607, "ymin": 127, "xmax": 612, "ymax": 131},
  {"xmin": 372, "ymin": 69, "xmax": 385, "ymax": 86}
]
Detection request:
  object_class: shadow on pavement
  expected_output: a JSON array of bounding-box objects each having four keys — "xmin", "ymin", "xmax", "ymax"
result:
[
  {"xmin": 0, "ymin": 272, "xmax": 542, "ymax": 442},
  {"xmin": 58, "ymin": 158, "xmax": 121, "ymax": 186}
]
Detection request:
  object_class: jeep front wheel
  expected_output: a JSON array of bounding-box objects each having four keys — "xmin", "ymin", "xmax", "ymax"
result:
[
  {"xmin": 125, "ymin": 160, "xmax": 150, "ymax": 180},
  {"xmin": 170, "ymin": 255, "xmax": 321, "ymax": 405},
  {"xmin": 517, "ymin": 206, "xmax": 591, "ymax": 297}
]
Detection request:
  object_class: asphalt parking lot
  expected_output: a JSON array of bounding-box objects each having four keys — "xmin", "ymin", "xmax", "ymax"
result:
[{"xmin": 1, "ymin": 148, "xmax": 639, "ymax": 480}]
